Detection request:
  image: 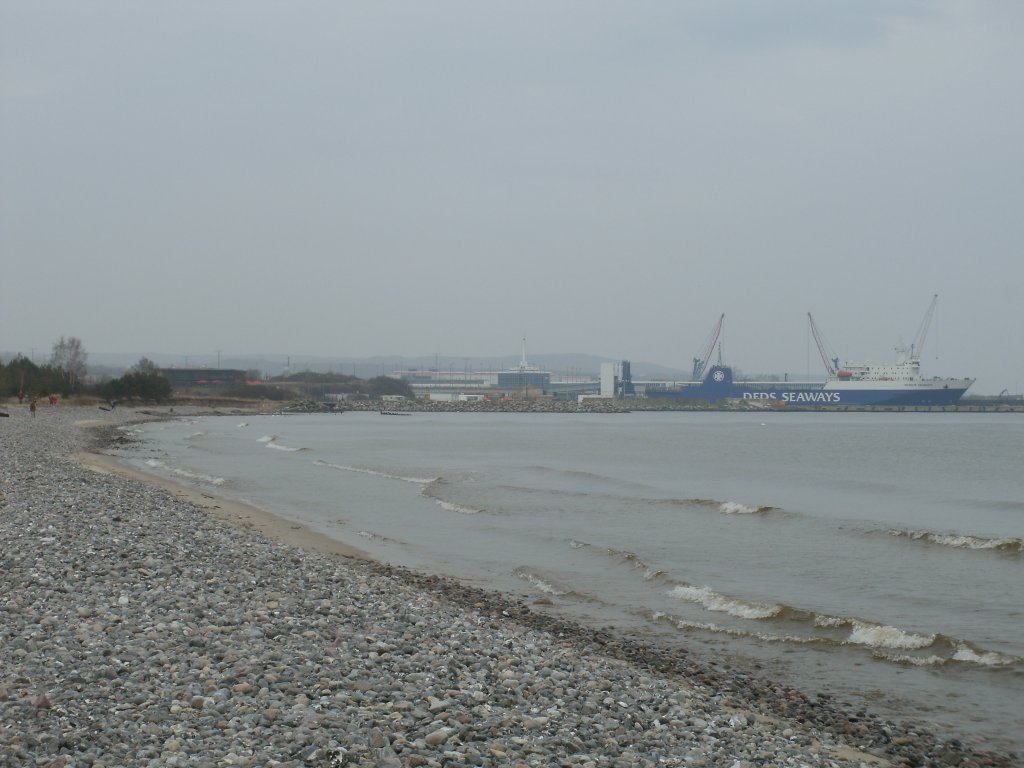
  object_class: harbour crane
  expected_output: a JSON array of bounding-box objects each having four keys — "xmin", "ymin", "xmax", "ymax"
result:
[
  {"xmin": 692, "ymin": 314, "xmax": 724, "ymax": 381},
  {"xmin": 807, "ymin": 313, "xmax": 839, "ymax": 377},
  {"xmin": 909, "ymin": 294, "xmax": 938, "ymax": 363}
]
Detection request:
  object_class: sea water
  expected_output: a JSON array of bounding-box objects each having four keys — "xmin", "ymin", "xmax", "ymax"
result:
[{"xmin": 116, "ymin": 411, "xmax": 1024, "ymax": 752}]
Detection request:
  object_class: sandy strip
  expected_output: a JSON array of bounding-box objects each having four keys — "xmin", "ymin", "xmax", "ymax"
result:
[{"xmin": 73, "ymin": 450, "xmax": 372, "ymax": 562}]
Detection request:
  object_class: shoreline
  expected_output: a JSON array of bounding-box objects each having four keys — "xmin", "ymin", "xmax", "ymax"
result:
[
  {"xmin": 1, "ymin": 406, "xmax": 1015, "ymax": 766},
  {"xmin": 73, "ymin": 450, "xmax": 372, "ymax": 563}
]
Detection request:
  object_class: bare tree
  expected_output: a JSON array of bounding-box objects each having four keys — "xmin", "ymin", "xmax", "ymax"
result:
[
  {"xmin": 51, "ymin": 336, "xmax": 88, "ymax": 390},
  {"xmin": 132, "ymin": 357, "xmax": 159, "ymax": 374}
]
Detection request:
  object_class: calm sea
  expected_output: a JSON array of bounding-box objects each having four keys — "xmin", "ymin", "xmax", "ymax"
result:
[{"xmin": 117, "ymin": 411, "xmax": 1024, "ymax": 752}]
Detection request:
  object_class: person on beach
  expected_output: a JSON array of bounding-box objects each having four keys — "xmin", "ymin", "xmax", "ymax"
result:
[{"xmin": 29, "ymin": 398, "xmax": 37, "ymax": 417}]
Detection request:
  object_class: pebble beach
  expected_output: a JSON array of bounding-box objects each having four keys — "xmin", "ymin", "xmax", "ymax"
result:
[{"xmin": 0, "ymin": 406, "xmax": 1015, "ymax": 768}]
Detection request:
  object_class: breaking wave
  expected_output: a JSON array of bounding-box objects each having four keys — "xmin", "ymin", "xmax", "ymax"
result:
[
  {"xmin": 652, "ymin": 612, "xmax": 820, "ymax": 645},
  {"xmin": 256, "ymin": 435, "xmax": 307, "ymax": 452},
  {"xmin": 602, "ymin": 547, "xmax": 668, "ymax": 582},
  {"xmin": 666, "ymin": 584, "xmax": 782, "ymax": 619},
  {"xmin": 422, "ymin": 478, "xmax": 485, "ymax": 514},
  {"xmin": 513, "ymin": 567, "xmax": 569, "ymax": 596},
  {"xmin": 950, "ymin": 645, "xmax": 1019, "ymax": 667},
  {"xmin": 264, "ymin": 442, "xmax": 307, "ymax": 452},
  {"xmin": 594, "ymin": 545, "xmax": 1021, "ymax": 670},
  {"xmin": 313, "ymin": 461, "xmax": 483, "ymax": 514},
  {"xmin": 142, "ymin": 458, "xmax": 225, "ymax": 486},
  {"xmin": 652, "ymin": 609, "xmax": 1021, "ymax": 668},
  {"xmin": 659, "ymin": 497, "xmax": 778, "ymax": 514},
  {"xmin": 313, "ymin": 460, "xmax": 436, "ymax": 485},
  {"xmin": 844, "ymin": 622, "xmax": 936, "ymax": 650},
  {"xmin": 512, "ymin": 567, "xmax": 595, "ymax": 602},
  {"xmin": 718, "ymin": 501, "xmax": 773, "ymax": 515},
  {"xmin": 887, "ymin": 528, "xmax": 1023, "ymax": 554},
  {"xmin": 432, "ymin": 499, "xmax": 483, "ymax": 515}
]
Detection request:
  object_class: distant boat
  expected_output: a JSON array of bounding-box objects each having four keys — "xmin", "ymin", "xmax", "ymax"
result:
[{"xmin": 380, "ymin": 410, "xmax": 410, "ymax": 416}]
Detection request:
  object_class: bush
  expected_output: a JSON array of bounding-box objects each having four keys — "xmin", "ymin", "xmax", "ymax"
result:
[
  {"xmin": 221, "ymin": 383, "xmax": 290, "ymax": 401},
  {"xmin": 367, "ymin": 376, "xmax": 415, "ymax": 399},
  {"xmin": 100, "ymin": 371, "xmax": 172, "ymax": 403}
]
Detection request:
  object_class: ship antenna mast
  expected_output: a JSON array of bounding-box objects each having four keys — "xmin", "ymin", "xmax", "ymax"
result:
[
  {"xmin": 692, "ymin": 314, "xmax": 724, "ymax": 380},
  {"xmin": 807, "ymin": 313, "xmax": 839, "ymax": 376}
]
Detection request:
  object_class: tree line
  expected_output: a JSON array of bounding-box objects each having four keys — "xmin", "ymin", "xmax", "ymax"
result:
[
  {"xmin": 1, "ymin": 338, "xmax": 170, "ymax": 403},
  {"xmin": 269, "ymin": 371, "xmax": 415, "ymax": 400},
  {"xmin": 2, "ymin": 337, "xmax": 415, "ymax": 403}
]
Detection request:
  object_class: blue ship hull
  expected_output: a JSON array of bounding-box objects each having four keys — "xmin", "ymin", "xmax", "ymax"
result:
[{"xmin": 644, "ymin": 366, "xmax": 971, "ymax": 407}]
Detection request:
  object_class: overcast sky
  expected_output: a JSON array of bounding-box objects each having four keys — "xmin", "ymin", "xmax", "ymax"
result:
[{"xmin": 2, "ymin": 1, "xmax": 1022, "ymax": 392}]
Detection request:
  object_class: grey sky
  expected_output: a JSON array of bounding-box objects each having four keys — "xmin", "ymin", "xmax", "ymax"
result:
[{"xmin": 2, "ymin": 1, "xmax": 1022, "ymax": 392}]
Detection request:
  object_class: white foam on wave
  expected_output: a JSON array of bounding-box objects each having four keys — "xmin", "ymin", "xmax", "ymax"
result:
[
  {"xmin": 653, "ymin": 613, "xmax": 816, "ymax": 644},
  {"xmin": 845, "ymin": 622, "xmax": 935, "ymax": 650},
  {"xmin": 264, "ymin": 442, "xmax": 305, "ymax": 452},
  {"xmin": 237, "ymin": 422, "xmax": 248, "ymax": 428},
  {"xmin": 951, "ymin": 645, "xmax": 1017, "ymax": 667},
  {"xmin": 433, "ymin": 499, "xmax": 482, "ymax": 515},
  {"xmin": 719, "ymin": 501, "xmax": 765, "ymax": 515},
  {"xmin": 874, "ymin": 652, "xmax": 948, "ymax": 667},
  {"xmin": 141, "ymin": 458, "xmax": 225, "ymax": 486},
  {"xmin": 514, "ymin": 568, "xmax": 567, "ymax": 596},
  {"xmin": 889, "ymin": 528, "xmax": 1023, "ymax": 553},
  {"xmin": 257, "ymin": 435, "xmax": 306, "ymax": 452},
  {"xmin": 315, "ymin": 460, "xmax": 479, "ymax": 513},
  {"xmin": 185, "ymin": 431, "xmax": 206, "ymax": 439},
  {"xmin": 666, "ymin": 585, "xmax": 781, "ymax": 619},
  {"xmin": 314, "ymin": 460, "xmax": 436, "ymax": 485}
]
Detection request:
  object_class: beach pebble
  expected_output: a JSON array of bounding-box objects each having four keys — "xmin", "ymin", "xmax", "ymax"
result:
[{"xmin": 424, "ymin": 728, "xmax": 451, "ymax": 746}]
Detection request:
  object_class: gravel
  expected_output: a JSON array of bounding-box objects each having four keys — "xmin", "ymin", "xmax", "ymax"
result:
[{"xmin": 0, "ymin": 406, "xmax": 1015, "ymax": 767}]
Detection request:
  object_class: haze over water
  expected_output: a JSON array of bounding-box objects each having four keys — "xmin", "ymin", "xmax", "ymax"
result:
[{"xmin": 119, "ymin": 411, "xmax": 1024, "ymax": 752}]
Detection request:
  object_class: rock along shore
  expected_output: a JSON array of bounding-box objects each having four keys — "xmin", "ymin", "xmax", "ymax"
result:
[{"xmin": 0, "ymin": 406, "xmax": 1014, "ymax": 767}]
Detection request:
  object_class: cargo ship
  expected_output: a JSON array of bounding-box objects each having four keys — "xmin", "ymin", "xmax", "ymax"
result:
[{"xmin": 644, "ymin": 297, "xmax": 974, "ymax": 407}]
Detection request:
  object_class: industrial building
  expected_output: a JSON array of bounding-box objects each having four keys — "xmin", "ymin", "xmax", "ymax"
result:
[
  {"xmin": 158, "ymin": 368, "xmax": 248, "ymax": 390},
  {"xmin": 389, "ymin": 339, "xmax": 599, "ymax": 401},
  {"xmin": 599, "ymin": 361, "xmax": 635, "ymax": 398}
]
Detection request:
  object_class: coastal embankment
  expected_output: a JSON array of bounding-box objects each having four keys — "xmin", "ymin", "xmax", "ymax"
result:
[
  {"xmin": 278, "ymin": 398, "xmax": 1024, "ymax": 415},
  {"xmin": 0, "ymin": 405, "xmax": 1015, "ymax": 767}
]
